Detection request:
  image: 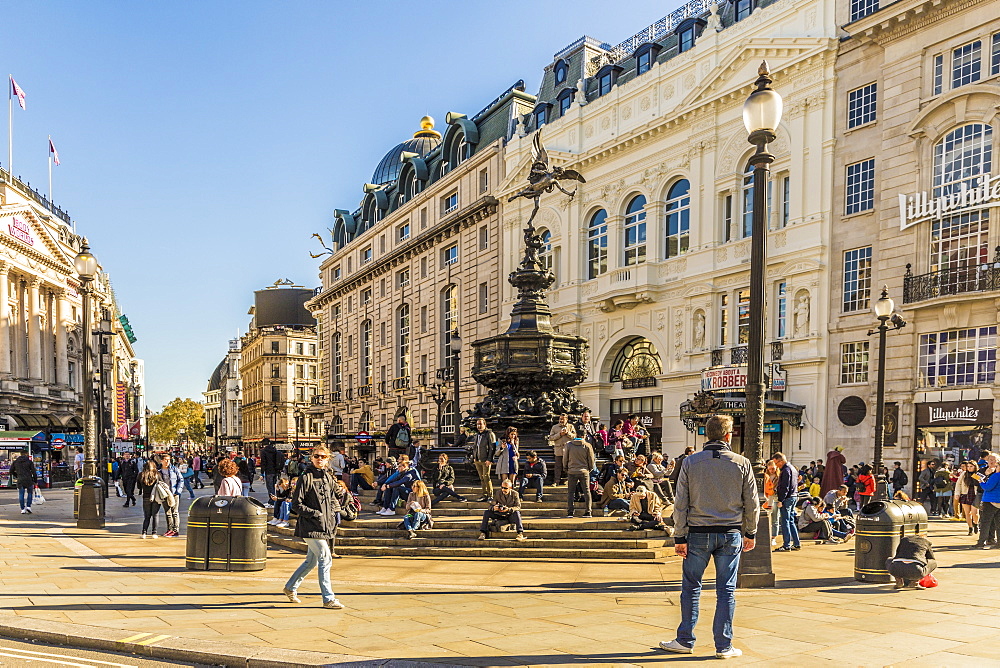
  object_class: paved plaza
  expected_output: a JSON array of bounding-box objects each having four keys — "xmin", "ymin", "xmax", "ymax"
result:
[{"xmin": 0, "ymin": 487, "xmax": 997, "ymax": 667}]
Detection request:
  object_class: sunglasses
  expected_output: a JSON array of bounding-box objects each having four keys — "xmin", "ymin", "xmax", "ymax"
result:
[{"xmin": 312, "ymin": 454, "xmax": 329, "ymax": 460}]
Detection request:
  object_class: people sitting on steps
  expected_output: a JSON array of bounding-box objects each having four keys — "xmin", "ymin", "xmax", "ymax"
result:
[
  {"xmin": 626, "ymin": 485, "xmax": 669, "ymax": 532},
  {"xmin": 478, "ymin": 478, "xmax": 526, "ymax": 541},
  {"xmin": 600, "ymin": 468, "xmax": 634, "ymax": 517},
  {"xmin": 371, "ymin": 456, "xmax": 397, "ymax": 507},
  {"xmin": 518, "ymin": 451, "xmax": 547, "ymax": 502},
  {"xmin": 376, "ymin": 456, "xmax": 421, "ymax": 516},
  {"xmin": 797, "ymin": 497, "xmax": 845, "ymax": 544},
  {"xmin": 430, "ymin": 453, "xmax": 466, "ymax": 506},
  {"xmin": 349, "ymin": 459, "xmax": 375, "ymax": 495},
  {"xmin": 402, "ymin": 479, "xmax": 433, "ymax": 539}
]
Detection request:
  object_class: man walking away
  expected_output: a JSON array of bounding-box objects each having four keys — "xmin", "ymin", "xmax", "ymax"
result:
[
  {"xmin": 120, "ymin": 452, "xmax": 139, "ymax": 507},
  {"xmin": 772, "ymin": 452, "xmax": 801, "ymax": 552},
  {"xmin": 564, "ymin": 436, "xmax": 596, "ymax": 518},
  {"xmin": 467, "ymin": 418, "xmax": 498, "ymax": 502},
  {"xmin": 261, "ymin": 439, "xmax": 282, "ymax": 505},
  {"xmin": 660, "ymin": 415, "xmax": 758, "ymax": 660},
  {"xmin": 11, "ymin": 450, "xmax": 37, "ymax": 514},
  {"xmin": 891, "ymin": 461, "xmax": 908, "ymax": 496}
]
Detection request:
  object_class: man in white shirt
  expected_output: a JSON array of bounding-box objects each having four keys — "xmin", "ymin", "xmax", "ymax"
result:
[{"xmin": 73, "ymin": 449, "xmax": 84, "ymax": 479}]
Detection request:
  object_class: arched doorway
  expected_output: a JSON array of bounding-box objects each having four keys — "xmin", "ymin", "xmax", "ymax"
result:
[{"xmin": 607, "ymin": 337, "xmax": 663, "ymax": 454}]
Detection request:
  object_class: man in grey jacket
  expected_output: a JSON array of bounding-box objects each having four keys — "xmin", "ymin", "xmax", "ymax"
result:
[
  {"xmin": 660, "ymin": 415, "xmax": 759, "ymax": 660},
  {"xmin": 564, "ymin": 436, "xmax": 596, "ymax": 517}
]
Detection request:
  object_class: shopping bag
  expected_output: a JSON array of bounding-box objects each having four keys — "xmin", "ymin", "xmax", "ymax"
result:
[
  {"xmin": 32, "ymin": 486, "xmax": 45, "ymax": 504},
  {"xmin": 918, "ymin": 574, "xmax": 938, "ymax": 588}
]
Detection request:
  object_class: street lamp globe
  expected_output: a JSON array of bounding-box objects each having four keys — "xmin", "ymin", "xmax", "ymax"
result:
[
  {"xmin": 450, "ymin": 330, "xmax": 463, "ymax": 354},
  {"xmin": 742, "ymin": 62, "xmax": 783, "ymax": 135},
  {"xmin": 873, "ymin": 286, "xmax": 894, "ymax": 319},
  {"xmin": 74, "ymin": 239, "xmax": 99, "ymax": 280}
]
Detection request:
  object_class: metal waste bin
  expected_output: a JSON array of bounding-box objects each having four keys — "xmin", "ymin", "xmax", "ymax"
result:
[
  {"xmin": 74, "ymin": 476, "xmax": 106, "ymax": 528},
  {"xmin": 854, "ymin": 499, "xmax": 923, "ymax": 583},
  {"xmin": 186, "ymin": 496, "xmax": 268, "ymax": 571}
]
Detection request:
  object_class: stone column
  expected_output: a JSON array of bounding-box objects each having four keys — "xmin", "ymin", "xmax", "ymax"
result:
[
  {"xmin": 0, "ymin": 263, "xmax": 10, "ymax": 377},
  {"xmin": 55, "ymin": 288, "xmax": 69, "ymax": 386},
  {"xmin": 27, "ymin": 278, "xmax": 42, "ymax": 380},
  {"xmin": 606, "ymin": 214, "xmax": 625, "ymax": 273}
]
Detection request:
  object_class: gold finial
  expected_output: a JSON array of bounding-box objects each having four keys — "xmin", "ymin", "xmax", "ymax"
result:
[
  {"xmin": 758, "ymin": 61, "xmax": 769, "ymax": 76},
  {"xmin": 420, "ymin": 115, "xmax": 435, "ymax": 131}
]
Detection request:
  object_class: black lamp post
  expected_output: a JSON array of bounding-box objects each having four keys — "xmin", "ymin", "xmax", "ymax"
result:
[
  {"xmin": 74, "ymin": 240, "xmax": 105, "ymax": 529},
  {"xmin": 737, "ymin": 62, "xmax": 782, "ymax": 588},
  {"xmin": 869, "ymin": 286, "xmax": 906, "ymax": 501},
  {"xmin": 429, "ymin": 381, "xmax": 446, "ymax": 447},
  {"xmin": 449, "ymin": 330, "xmax": 463, "ymax": 445}
]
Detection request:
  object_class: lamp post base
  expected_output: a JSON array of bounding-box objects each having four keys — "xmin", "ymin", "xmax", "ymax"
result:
[
  {"xmin": 737, "ymin": 509, "xmax": 776, "ymax": 589},
  {"xmin": 75, "ymin": 476, "xmax": 106, "ymax": 529}
]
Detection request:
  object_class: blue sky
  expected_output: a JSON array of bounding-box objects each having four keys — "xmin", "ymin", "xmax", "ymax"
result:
[{"xmin": 5, "ymin": 0, "xmax": 668, "ymax": 410}]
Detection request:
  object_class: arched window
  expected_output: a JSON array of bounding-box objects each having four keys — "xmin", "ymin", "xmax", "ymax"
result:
[
  {"xmin": 360, "ymin": 320, "xmax": 372, "ymax": 386},
  {"xmin": 624, "ymin": 195, "xmax": 647, "ymax": 266},
  {"xmin": 331, "ymin": 415, "xmax": 343, "ymax": 434},
  {"xmin": 440, "ymin": 401, "xmax": 454, "ymax": 434},
  {"xmin": 554, "ymin": 59, "xmax": 568, "ymax": 85},
  {"xmin": 441, "ymin": 285, "xmax": 457, "ymax": 363},
  {"xmin": 359, "ymin": 411, "xmax": 374, "ymax": 433},
  {"xmin": 665, "ymin": 179, "xmax": 691, "ymax": 258},
  {"xmin": 539, "ymin": 229, "xmax": 553, "ymax": 272},
  {"xmin": 609, "ymin": 337, "xmax": 662, "ymax": 385},
  {"xmin": 397, "ymin": 304, "xmax": 410, "ymax": 378},
  {"xmin": 930, "ymin": 124, "xmax": 993, "ymax": 272},
  {"xmin": 588, "ymin": 209, "xmax": 608, "ymax": 279},
  {"xmin": 331, "ymin": 333, "xmax": 342, "ymax": 390}
]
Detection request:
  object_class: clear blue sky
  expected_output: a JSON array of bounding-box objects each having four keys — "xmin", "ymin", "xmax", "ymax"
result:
[{"xmin": 5, "ymin": 0, "xmax": 668, "ymax": 410}]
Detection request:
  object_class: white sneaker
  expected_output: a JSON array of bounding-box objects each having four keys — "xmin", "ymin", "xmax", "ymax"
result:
[
  {"xmin": 265, "ymin": 503, "xmax": 274, "ymax": 509},
  {"xmin": 140, "ymin": 533, "xmax": 148, "ymax": 539},
  {"xmin": 20, "ymin": 508, "xmax": 27, "ymax": 514},
  {"xmin": 323, "ymin": 598, "xmax": 345, "ymax": 609},
  {"xmin": 659, "ymin": 640, "xmax": 693, "ymax": 654},
  {"xmin": 24, "ymin": 508, "xmax": 31, "ymax": 514},
  {"xmin": 716, "ymin": 647, "xmax": 742, "ymax": 659},
  {"xmin": 150, "ymin": 533, "xmax": 158, "ymax": 539},
  {"xmin": 267, "ymin": 518, "xmax": 279, "ymax": 525},
  {"xmin": 277, "ymin": 521, "xmax": 289, "ymax": 528}
]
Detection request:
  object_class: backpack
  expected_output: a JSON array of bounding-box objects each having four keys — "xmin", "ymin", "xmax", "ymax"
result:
[
  {"xmin": 286, "ymin": 459, "xmax": 301, "ymax": 477},
  {"xmin": 934, "ymin": 475, "xmax": 948, "ymax": 489},
  {"xmin": 395, "ymin": 427, "xmax": 411, "ymax": 449},
  {"xmin": 340, "ymin": 492, "xmax": 361, "ymax": 521}
]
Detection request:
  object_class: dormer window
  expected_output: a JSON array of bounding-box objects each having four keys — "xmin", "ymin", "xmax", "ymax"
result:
[
  {"xmin": 595, "ymin": 65, "xmax": 622, "ymax": 97},
  {"xmin": 675, "ymin": 17, "xmax": 707, "ymax": 53},
  {"xmin": 634, "ymin": 43, "xmax": 662, "ymax": 76},
  {"xmin": 554, "ymin": 59, "xmax": 568, "ymax": 85},
  {"xmin": 734, "ymin": 0, "xmax": 756, "ymax": 21},
  {"xmin": 557, "ymin": 88, "xmax": 575, "ymax": 117},
  {"xmin": 534, "ymin": 103, "xmax": 552, "ymax": 128}
]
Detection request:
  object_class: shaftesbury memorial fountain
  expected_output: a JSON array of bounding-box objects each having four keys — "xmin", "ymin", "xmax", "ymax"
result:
[{"xmin": 469, "ymin": 132, "xmax": 590, "ymax": 447}]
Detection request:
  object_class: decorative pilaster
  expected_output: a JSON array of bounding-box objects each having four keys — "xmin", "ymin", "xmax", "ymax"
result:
[
  {"xmin": 27, "ymin": 278, "xmax": 42, "ymax": 381},
  {"xmin": 0, "ymin": 263, "xmax": 10, "ymax": 377},
  {"xmin": 55, "ymin": 288, "xmax": 69, "ymax": 386}
]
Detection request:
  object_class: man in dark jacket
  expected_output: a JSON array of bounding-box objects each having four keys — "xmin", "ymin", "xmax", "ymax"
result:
[
  {"xmin": 283, "ymin": 446, "xmax": 344, "ymax": 609},
  {"xmin": 891, "ymin": 462, "xmax": 908, "ymax": 495},
  {"xmin": 377, "ymin": 459, "xmax": 421, "ymax": 515},
  {"xmin": 11, "ymin": 450, "xmax": 36, "ymax": 514},
  {"xmin": 430, "ymin": 453, "xmax": 465, "ymax": 505},
  {"xmin": 519, "ymin": 451, "xmax": 547, "ymax": 502},
  {"xmin": 466, "ymin": 418, "xmax": 498, "ymax": 503},
  {"xmin": 385, "ymin": 415, "xmax": 412, "ymax": 456},
  {"xmin": 261, "ymin": 439, "xmax": 282, "ymax": 503},
  {"xmin": 669, "ymin": 447, "xmax": 694, "ymax": 487},
  {"xmin": 119, "ymin": 451, "xmax": 139, "ymax": 507},
  {"xmin": 886, "ymin": 534, "xmax": 936, "ymax": 589},
  {"xmin": 772, "ymin": 452, "xmax": 800, "ymax": 551}
]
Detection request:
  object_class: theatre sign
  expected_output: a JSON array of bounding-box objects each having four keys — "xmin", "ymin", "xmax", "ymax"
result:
[
  {"xmin": 700, "ymin": 364, "xmax": 786, "ymax": 393},
  {"xmin": 899, "ymin": 173, "xmax": 1000, "ymax": 231}
]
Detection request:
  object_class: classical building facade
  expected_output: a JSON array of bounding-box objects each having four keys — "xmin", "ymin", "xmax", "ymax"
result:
[
  {"xmin": 239, "ymin": 282, "xmax": 320, "ymax": 449},
  {"xmin": 307, "ymin": 89, "xmax": 533, "ymax": 454},
  {"xmin": 204, "ymin": 338, "xmax": 243, "ymax": 453},
  {"xmin": 499, "ymin": 0, "xmax": 839, "ymax": 461},
  {"xmin": 828, "ymin": 0, "xmax": 1000, "ymax": 483}
]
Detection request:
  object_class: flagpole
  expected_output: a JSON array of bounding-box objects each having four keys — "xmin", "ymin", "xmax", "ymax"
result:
[
  {"xmin": 48, "ymin": 136, "xmax": 53, "ymax": 203},
  {"xmin": 7, "ymin": 76, "xmax": 12, "ymax": 175}
]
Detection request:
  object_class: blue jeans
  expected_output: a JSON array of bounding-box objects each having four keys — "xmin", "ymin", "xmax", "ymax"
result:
[
  {"xmin": 382, "ymin": 486, "xmax": 410, "ymax": 511},
  {"xmin": 676, "ymin": 532, "xmax": 742, "ymax": 652},
  {"xmin": 604, "ymin": 498, "xmax": 630, "ymax": 512},
  {"xmin": 264, "ymin": 473, "xmax": 278, "ymax": 498},
  {"xmin": 276, "ymin": 500, "xmax": 292, "ymax": 521},
  {"xmin": 520, "ymin": 476, "xmax": 544, "ymax": 499},
  {"xmin": 779, "ymin": 503, "xmax": 800, "ymax": 548},
  {"xmin": 241, "ymin": 482, "xmax": 251, "ymax": 497},
  {"xmin": 18, "ymin": 486, "xmax": 32, "ymax": 510},
  {"xmin": 285, "ymin": 537, "xmax": 336, "ymax": 603},
  {"xmin": 403, "ymin": 511, "xmax": 427, "ymax": 531},
  {"xmin": 350, "ymin": 473, "xmax": 375, "ymax": 494},
  {"xmin": 183, "ymin": 477, "xmax": 195, "ymax": 499}
]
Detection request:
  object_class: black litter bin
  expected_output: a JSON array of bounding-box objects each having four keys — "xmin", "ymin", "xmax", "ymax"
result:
[
  {"xmin": 186, "ymin": 496, "xmax": 268, "ymax": 571},
  {"xmin": 855, "ymin": 499, "xmax": 925, "ymax": 582},
  {"xmin": 74, "ymin": 476, "xmax": 106, "ymax": 528}
]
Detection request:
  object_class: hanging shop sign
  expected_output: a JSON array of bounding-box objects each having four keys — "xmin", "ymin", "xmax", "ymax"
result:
[
  {"xmin": 915, "ymin": 399, "xmax": 993, "ymax": 427},
  {"xmin": 700, "ymin": 364, "xmax": 786, "ymax": 392},
  {"xmin": 899, "ymin": 174, "xmax": 1000, "ymax": 231}
]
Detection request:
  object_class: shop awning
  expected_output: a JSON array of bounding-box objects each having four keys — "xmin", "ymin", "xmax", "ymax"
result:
[
  {"xmin": 9, "ymin": 414, "xmax": 64, "ymax": 429},
  {"xmin": 679, "ymin": 395, "xmax": 805, "ymax": 432},
  {"xmin": 0, "ymin": 431, "xmax": 46, "ymax": 450}
]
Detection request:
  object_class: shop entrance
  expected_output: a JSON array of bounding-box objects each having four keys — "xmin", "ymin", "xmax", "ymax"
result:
[{"xmin": 913, "ymin": 400, "xmax": 992, "ymax": 496}]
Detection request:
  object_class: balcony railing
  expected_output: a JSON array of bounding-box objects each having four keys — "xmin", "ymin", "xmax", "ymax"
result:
[
  {"xmin": 358, "ymin": 385, "xmax": 372, "ymax": 397},
  {"xmin": 730, "ymin": 346, "xmax": 748, "ymax": 365},
  {"xmin": 377, "ymin": 381, "xmax": 387, "ymax": 395},
  {"xmin": 904, "ymin": 254, "xmax": 1000, "ymax": 304},
  {"xmin": 711, "ymin": 349, "xmax": 724, "ymax": 366},
  {"xmin": 771, "ymin": 341, "xmax": 783, "ymax": 361},
  {"xmin": 416, "ymin": 372, "xmax": 427, "ymax": 387},
  {"xmin": 436, "ymin": 366, "xmax": 455, "ymax": 381},
  {"xmin": 621, "ymin": 377, "xmax": 657, "ymax": 389},
  {"xmin": 392, "ymin": 376, "xmax": 410, "ymax": 390}
]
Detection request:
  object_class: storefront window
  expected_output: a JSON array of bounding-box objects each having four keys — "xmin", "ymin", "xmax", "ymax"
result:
[
  {"xmin": 737, "ymin": 290, "xmax": 751, "ymax": 344},
  {"xmin": 918, "ymin": 326, "xmax": 997, "ymax": 387}
]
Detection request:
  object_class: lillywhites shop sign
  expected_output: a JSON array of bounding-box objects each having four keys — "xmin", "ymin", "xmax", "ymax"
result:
[
  {"xmin": 915, "ymin": 400, "xmax": 993, "ymax": 427},
  {"xmin": 899, "ymin": 174, "xmax": 1000, "ymax": 231},
  {"xmin": 701, "ymin": 364, "xmax": 786, "ymax": 392}
]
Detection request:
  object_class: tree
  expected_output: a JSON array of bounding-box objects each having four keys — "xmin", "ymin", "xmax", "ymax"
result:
[{"xmin": 149, "ymin": 398, "xmax": 206, "ymax": 446}]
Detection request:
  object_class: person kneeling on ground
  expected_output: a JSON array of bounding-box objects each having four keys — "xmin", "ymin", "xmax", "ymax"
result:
[
  {"xmin": 519, "ymin": 451, "xmax": 547, "ymax": 502},
  {"xmin": 430, "ymin": 454, "xmax": 465, "ymax": 505},
  {"xmin": 478, "ymin": 478, "xmax": 525, "ymax": 541},
  {"xmin": 600, "ymin": 468, "xmax": 634, "ymax": 516},
  {"xmin": 798, "ymin": 497, "xmax": 845, "ymax": 544},
  {"xmin": 627, "ymin": 485, "xmax": 669, "ymax": 532},
  {"xmin": 887, "ymin": 534, "xmax": 937, "ymax": 589},
  {"xmin": 403, "ymin": 479, "xmax": 433, "ymax": 539}
]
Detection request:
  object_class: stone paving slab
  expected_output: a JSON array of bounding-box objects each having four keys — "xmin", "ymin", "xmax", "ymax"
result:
[{"xmin": 0, "ymin": 487, "xmax": 998, "ymax": 667}]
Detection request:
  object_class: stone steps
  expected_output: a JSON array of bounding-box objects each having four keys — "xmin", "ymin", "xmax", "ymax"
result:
[{"xmin": 337, "ymin": 527, "xmax": 668, "ymax": 541}]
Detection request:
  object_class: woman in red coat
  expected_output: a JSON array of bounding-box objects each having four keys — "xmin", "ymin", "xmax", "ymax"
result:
[{"xmin": 821, "ymin": 446, "xmax": 847, "ymax": 495}]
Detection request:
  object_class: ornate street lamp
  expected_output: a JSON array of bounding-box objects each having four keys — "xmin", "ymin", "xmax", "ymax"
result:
[
  {"xmin": 74, "ymin": 239, "xmax": 105, "ymax": 529},
  {"xmin": 449, "ymin": 330, "xmax": 463, "ymax": 444},
  {"xmin": 738, "ymin": 62, "xmax": 782, "ymax": 588},
  {"xmin": 869, "ymin": 286, "xmax": 906, "ymax": 501}
]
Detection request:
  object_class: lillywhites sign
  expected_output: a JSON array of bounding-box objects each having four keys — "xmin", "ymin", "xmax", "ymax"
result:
[
  {"xmin": 899, "ymin": 174, "xmax": 1000, "ymax": 231},
  {"xmin": 915, "ymin": 399, "xmax": 993, "ymax": 427},
  {"xmin": 7, "ymin": 217, "xmax": 34, "ymax": 246}
]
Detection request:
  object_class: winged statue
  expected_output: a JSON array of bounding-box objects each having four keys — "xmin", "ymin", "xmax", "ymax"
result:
[{"xmin": 508, "ymin": 131, "xmax": 586, "ymax": 204}]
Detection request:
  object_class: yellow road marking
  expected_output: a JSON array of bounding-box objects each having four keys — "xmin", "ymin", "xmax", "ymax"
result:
[
  {"xmin": 134, "ymin": 634, "xmax": 170, "ymax": 646},
  {"xmin": 120, "ymin": 633, "xmax": 151, "ymax": 642}
]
